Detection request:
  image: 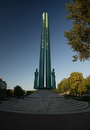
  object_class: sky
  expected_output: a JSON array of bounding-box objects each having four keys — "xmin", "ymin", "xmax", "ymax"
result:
[{"xmin": 0, "ymin": 0, "xmax": 90, "ymax": 90}]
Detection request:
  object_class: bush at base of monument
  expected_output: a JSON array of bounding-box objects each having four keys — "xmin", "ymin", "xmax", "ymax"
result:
[
  {"xmin": 14, "ymin": 86, "xmax": 25, "ymax": 98},
  {"xmin": 0, "ymin": 88, "xmax": 6, "ymax": 100},
  {"xmin": 26, "ymin": 90, "xmax": 36, "ymax": 96}
]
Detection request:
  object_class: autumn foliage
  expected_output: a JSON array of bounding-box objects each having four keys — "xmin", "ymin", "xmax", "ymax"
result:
[{"xmin": 57, "ymin": 71, "xmax": 90, "ymax": 96}]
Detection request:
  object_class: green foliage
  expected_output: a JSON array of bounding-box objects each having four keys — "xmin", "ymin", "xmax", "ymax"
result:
[
  {"xmin": 64, "ymin": 0, "xmax": 90, "ymax": 61},
  {"xmin": 57, "ymin": 81, "xmax": 63, "ymax": 93},
  {"xmin": 26, "ymin": 90, "xmax": 35, "ymax": 96},
  {"xmin": 10, "ymin": 89, "xmax": 14, "ymax": 96},
  {"xmin": 69, "ymin": 71, "xmax": 83, "ymax": 95},
  {"xmin": 57, "ymin": 71, "xmax": 90, "ymax": 96},
  {"xmin": 0, "ymin": 88, "xmax": 6, "ymax": 100},
  {"xmin": 78, "ymin": 78, "xmax": 87, "ymax": 95},
  {"xmin": 57, "ymin": 78, "xmax": 69, "ymax": 94},
  {"xmin": 86, "ymin": 75, "xmax": 90, "ymax": 93},
  {"xmin": 14, "ymin": 86, "xmax": 25, "ymax": 97},
  {"xmin": 81, "ymin": 96, "xmax": 90, "ymax": 102},
  {"xmin": 6, "ymin": 89, "xmax": 10, "ymax": 97},
  {"xmin": 53, "ymin": 89, "xmax": 59, "ymax": 93},
  {"xmin": 6, "ymin": 89, "xmax": 14, "ymax": 97}
]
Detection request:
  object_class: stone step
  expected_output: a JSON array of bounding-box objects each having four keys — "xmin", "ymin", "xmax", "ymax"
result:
[
  {"xmin": 0, "ymin": 90, "xmax": 90, "ymax": 114},
  {"xmin": 1, "ymin": 100, "xmax": 88, "ymax": 111},
  {"xmin": 2, "ymin": 99, "xmax": 85, "ymax": 106},
  {"xmin": 1, "ymin": 104, "xmax": 88, "ymax": 113}
]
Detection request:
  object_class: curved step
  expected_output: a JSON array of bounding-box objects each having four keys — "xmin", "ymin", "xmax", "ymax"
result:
[{"xmin": 0, "ymin": 90, "xmax": 90, "ymax": 114}]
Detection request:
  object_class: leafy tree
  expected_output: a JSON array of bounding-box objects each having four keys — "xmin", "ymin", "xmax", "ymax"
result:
[
  {"xmin": 61, "ymin": 78, "xmax": 68, "ymax": 93},
  {"xmin": 53, "ymin": 89, "xmax": 59, "ymax": 93},
  {"xmin": 14, "ymin": 86, "xmax": 25, "ymax": 97},
  {"xmin": 57, "ymin": 78, "xmax": 69, "ymax": 94},
  {"xmin": 57, "ymin": 82, "xmax": 62, "ymax": 94},
  {"xmin": 6, "ymin": 89, "xmax": 14, "ymax": 97},
  {"xmin": 69, "ymin": 71, "xmax": 83, "ymax": 95},
  {"xmin": 86, "ymin": 75, "xmax": 90, "ymax": 93},
  {"xmin": 78, "ymin": 78, "xmax": 87, "ymax": 96},
  {"xmin": 0, "ymin": 88, "xmax": 6, "ymax": 99},
  {"xmin": 26, "ymin": 90, "xmax": 35, "ymax": 96},
  {"xmin": 10, "ymin": 89, "xmax": 14, "ymax": 96},
  {"xmin": 64, "ymin": 0, "xmax": 90, "ymax": 61},
  {"xmin": 6, "ymin": 89, "xmax": 11, "ymax": 97},
  {"xmin": 66, "ymin": 77, "xmax": 74, "ymax": 95}
]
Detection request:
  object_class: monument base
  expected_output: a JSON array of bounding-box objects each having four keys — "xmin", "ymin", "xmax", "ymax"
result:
[
  {"xmin": 39, "ymin": 87, "xmax": 51, "ymax": 90},
  {"xmin": 0, "ymin": 90, "xmax": 90, "ymax": 114}
]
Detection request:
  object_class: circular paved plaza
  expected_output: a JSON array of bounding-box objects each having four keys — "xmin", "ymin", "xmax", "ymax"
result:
[{"xmin": 0, "ymin": 110, "xmax": 90, "ymax": 130}]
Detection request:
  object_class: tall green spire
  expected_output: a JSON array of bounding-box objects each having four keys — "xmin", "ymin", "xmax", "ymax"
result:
[
  {"xmin": 46, "ymin": 12, "xmax": 51, "ymax": 89},
  {"xmin": 39, "ymin": 12, "xmax": 45, "ymax": 89},
  {"xmin": 34, "ymin": 12, "xmax": 56, "ymax": 90}
]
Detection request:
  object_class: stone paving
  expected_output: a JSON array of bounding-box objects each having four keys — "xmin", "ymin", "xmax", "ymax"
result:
[{"xmin": 0, "ymin": 90, "xmax": 90, "ymax": 114}]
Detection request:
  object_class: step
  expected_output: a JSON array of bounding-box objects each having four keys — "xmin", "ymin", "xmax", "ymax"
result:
[{"xmin": 0, "ymin": 90, "xmax": 90, "ymax": 114}]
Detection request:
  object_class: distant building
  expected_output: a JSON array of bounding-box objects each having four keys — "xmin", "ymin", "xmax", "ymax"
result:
[{"xmin": 0, "ymin": 78, "xmax": 7, "ymax": 89}]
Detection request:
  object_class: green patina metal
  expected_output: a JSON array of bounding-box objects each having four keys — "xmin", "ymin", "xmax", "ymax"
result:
[
  {"xmin": 51, "ymin": 69, "xmax": 56, "ymax": 90},
  {"xmin": 34, "ymin": 12, "xmax": 56, "ymax": 90},
  {"xmin": 34, "ymin": 69, "xmax": 39, "ymax": 89},
  {"xmin": 46, "ymin": 13, "xmax": 51, "ymax": 89},
  {"xmin": 39, "ymin": 12, "xmax": 45, "ymax": 89}
]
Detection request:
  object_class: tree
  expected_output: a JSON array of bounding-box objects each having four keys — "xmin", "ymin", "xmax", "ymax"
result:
[
  {"xmin": 6, "ymin": 89, "xmax": 14, "ymax": 97},
  {"xmin": 61, "ymin": 78, "xmax": 69, "ymax": 93},
  {"xmin": 57, "ymin": 82, "xmax": 62, "ymax": 94},
  {"xmin": 64, "ymin": 0, "xmax": 90, "ymax": 61},
  {"xmin": 57, "ymin": 78, "xmax": 69, "ymax": 94},
  {"xmin": 85, "ymin": 75, "xmax": 90, "ymax": 93},
  {"xmin": 69, "ymin": 71, "xmax": 83, "ymax": 95},
  {"xmin": 14, "ymin": 86, "xmax": 25, "ymax": 97},
  {"xmin": 53, "ymin": 89, "xmax": 59, "ymax": 93},
  {"xmin": 0, "ymin": 88, "xmax": 6, "ymax": 99},
  {"xmin": 6, "ymin": 89, "xmax": 11, "ymax": 97},
  {"xmin": 26, "ymin": 90, "xmax": 35, "ymax": 96},
  {"xmin": 78, "ymin": 78, "xmax": 87, "ymax": 96},
  {"xmin": 66, "ymin": 77, "xmax": 73, "ymax": 95}
]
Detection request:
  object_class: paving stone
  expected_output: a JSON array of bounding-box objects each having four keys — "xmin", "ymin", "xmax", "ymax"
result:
[{"xmin": 0, "ymin": 90, "xmax": 90, "ymax": 114}]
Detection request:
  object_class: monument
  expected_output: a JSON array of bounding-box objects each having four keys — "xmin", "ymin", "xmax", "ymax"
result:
[
  {"xmin": 34, "ymin": 12, "xmax": 56, "ymax": 90},
  {"xmin": 0, "ymin": 13, "xmax": 89, "ymax": 115}
]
